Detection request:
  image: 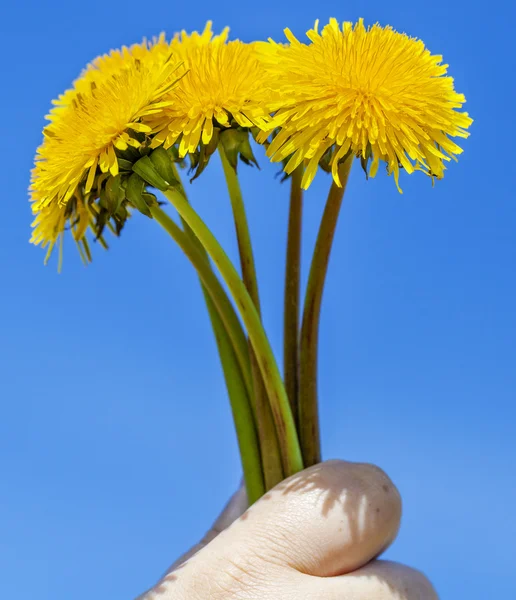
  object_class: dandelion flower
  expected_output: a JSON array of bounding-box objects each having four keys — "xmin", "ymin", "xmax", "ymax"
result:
[
  {"xmin": 148, "ymin": 22, "xmax": 273, "ymax": 157},
  {"xmin": 30, "ymin": 37, "xmax": 180, "ymax": 258},
  {"xmin": 260, "ymin": 18, "xmax": 473, "ymax": 190}
]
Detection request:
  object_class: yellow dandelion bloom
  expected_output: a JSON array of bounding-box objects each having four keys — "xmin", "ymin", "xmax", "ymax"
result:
[
  {"xmin": 30, "ymin": 37, "xmax": 180, "ymax": 255},
  {"xmin": 260, "ymin": 18, "xmax": 473, "ymax": 191},
  {"xmin": 147, "ymin": 22, "xmax": 273, "ymax": 156},
  {"xmin": 49, "ymin": 34, "xmax": 172, "ymax": 114}
]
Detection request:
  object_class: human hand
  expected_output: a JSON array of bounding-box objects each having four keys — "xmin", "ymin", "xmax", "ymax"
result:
[{"xmin": 138, "ymin": 460, "xmax": 437, "ymax": 599}]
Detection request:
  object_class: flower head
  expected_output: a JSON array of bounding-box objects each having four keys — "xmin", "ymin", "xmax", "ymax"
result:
[
  {"xmin": 30, "ymin": 37, "xmax": 180, "ymax": 260},
  {"xmin": 260, "ymin": 18, "xmax": 473, "ymax": 190},
  {"xmin": 148, "ymin": 23, "xmax": 273, "ymax": 159}
]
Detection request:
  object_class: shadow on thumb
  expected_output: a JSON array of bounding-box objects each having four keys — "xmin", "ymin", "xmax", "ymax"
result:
[{"xmin": 214, "ymin": 460, "xmax": 402, "ymax": 578}]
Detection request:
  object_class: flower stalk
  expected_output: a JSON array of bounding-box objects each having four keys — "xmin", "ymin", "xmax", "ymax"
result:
[
  {"xmin": 150, "ymin": 203, "xmax": 264, "ymax": 502},
  {"xmin": 162, "ymin": 188, "xmax": 304, "ymax": 477},
  {"xmin": 220, "ymin": 146, "xmax": 284, "ymax": 490},
  {"xmin": 298, "ymin": 157, "xmax": 353, "ymax": 467},
  {"xmin": 283, "ymin": 166, "xmax": 304, "ymax": 427},
  {"xmin": 169, "ymin": 163, "xmax": 265, "ymax": 502}
]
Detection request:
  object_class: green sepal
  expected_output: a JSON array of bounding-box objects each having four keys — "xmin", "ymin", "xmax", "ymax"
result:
[
  {"xmin": 132, "ymin": 155, "xmax": 170, "ymax": 192},
  {"xmin": 97, "ymin": 233, "xmax": 109, "ymax": 250},
  {"xmin": 205, "ymin": 126, "xmax": 221, "ymax": 157},
  {"xmin": 126, "ymin": 173, "xmax": 152, "ymax": 217},
  {"xmin": 319, "ymin": 147, "xmax": 335, "ymax": 174},
  {"xmin": 142, "ymin": 192, "xmax": 158, "ymax": 207},
  {"xmin": 238, "ymin": 132, "xmax": 259, "ymax": 169},
  {"xmin": 166, "ymin": 145, "xmax": 187, "ymax": 169},
  {"xmin": 220, "ymin": 129, "xmax": 259, "ymax": 171},
  {"xmin": 189, "ymin": 128, "xmax": 220, "ymax": 182},
  {"xmin": 92, "ymin": 206, "xmax": 110, "ymax": 240},
  {"xmin": 98, "ymin": 187, "xmax": 110, "ymax": 212},
  {"xmin": 360, "ymin": 144, "xmax": 373, "ymax": 179},
  {"xmin": 112, "ymin": 204, "xmax": 130, "ymax": 236},
  {"xmin": 149, "ymin": 147, "xmax": 180, "ymax": 187},
  {"xmin": 250, "ymin": 126, "xmax": 262, "ymax": 143},
  {"xmin": 117, "ymin": 145, "xmax": 141, "ymax": 163},
  {"xmin": 81, "ymin": 236, "xmax": 92, "ymax": 262},
  {"xmin": 167, "ymin": 145, "xmax": 181, "ymax": 161},
  {"xmin": 276, "ymin": 157, "xmax": 292, "ymax": 183},
  {"xmin": 104, "ymin": 175, "xmax": 125, "ymax": 213},
  {"xmin": 131, "ymin": 130, "xmax": 148, "ymax": 147},
  {"xmin": 117, "ymin": 158, "xmax": 134, "ymax": 172},
  {"xmin": 219, "ymin": 129, "xmax": 240, "ymax": 169}
]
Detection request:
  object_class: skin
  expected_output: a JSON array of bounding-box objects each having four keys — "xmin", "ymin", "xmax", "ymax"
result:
[{"xmin": 138, "ymin": 460, "xmax": 438, "ymax": 599}]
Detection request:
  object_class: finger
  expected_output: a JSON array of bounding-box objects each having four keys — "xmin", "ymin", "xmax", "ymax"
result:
[
  {"xmin": 199, "ymin": 460, "xmax": 402, "ymax": 577},
  {"xmin": 306, "ymin": 560, "xmax": 439, "ymax": 599},
  {"xmin": 166, "ymin": 483, "xmax": 248, "ymax": 572}
]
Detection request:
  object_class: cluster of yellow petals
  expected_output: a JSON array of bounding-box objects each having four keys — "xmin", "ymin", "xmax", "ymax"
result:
[
  {"xmin": 147, "ymin": 23, "xmax": 273, "ymax": 155},
  {"xmin": 30, "ymin": 18, "xmax": 473, "ymax": 260},
  {"xmin": 260, "ymin": 18, "xmax": 472, "ymax": 190},
  {"xmin": 30, "ymin": 37, "xmax": 180, "ymax": 252},
  {"xmin": 30, "ymin": 23, "xmax": 275, "ymax": 255}
]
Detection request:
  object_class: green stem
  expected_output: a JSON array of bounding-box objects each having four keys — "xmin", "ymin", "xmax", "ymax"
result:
[
  {"xmin": 220, "ymin": 147, "xmax": 284, "ymax": 490},
  {"xmin": 150, "ymin": 204, "xmax": 264, "ymax": 502},
  {"xmin": 283, "ymin": 166, "xmax": 304, "ymax": 428},
  {"xmin": 298, "ymin": 157, "xmax": 353, "ymax": 467},
  {"xmin": 162, "ymin": 189, "xmax": 304, "ymax": 477},
  {"xmin": 162, "ymin": 189, "xmax": 252, "ymax": 398},
  {"xmin": 170, "ymin": 166, "xmax": 264, "ymax": 502},
  {"xmin": 219, "ymin": 148, "xmax": 261, "ymax": 312},
  {"xmin": 209, "ymin": 303, "xmax": 265, "ymax": 504}
]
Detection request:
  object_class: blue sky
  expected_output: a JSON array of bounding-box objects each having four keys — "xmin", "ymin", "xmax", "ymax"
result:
[{"xmin": 1, "ymin": 0, "xmax": 515, "ymax": 598}]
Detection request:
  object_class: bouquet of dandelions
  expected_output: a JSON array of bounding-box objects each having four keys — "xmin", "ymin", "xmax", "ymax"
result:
[{"xmin": 30, "ymin": 20, "xmax": 471, "ymax": 504}]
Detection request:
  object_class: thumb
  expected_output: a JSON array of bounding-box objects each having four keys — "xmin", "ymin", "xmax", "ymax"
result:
[{"xmin": 199, "ymin": 460, "xmax": 402, "ymax": 578}]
